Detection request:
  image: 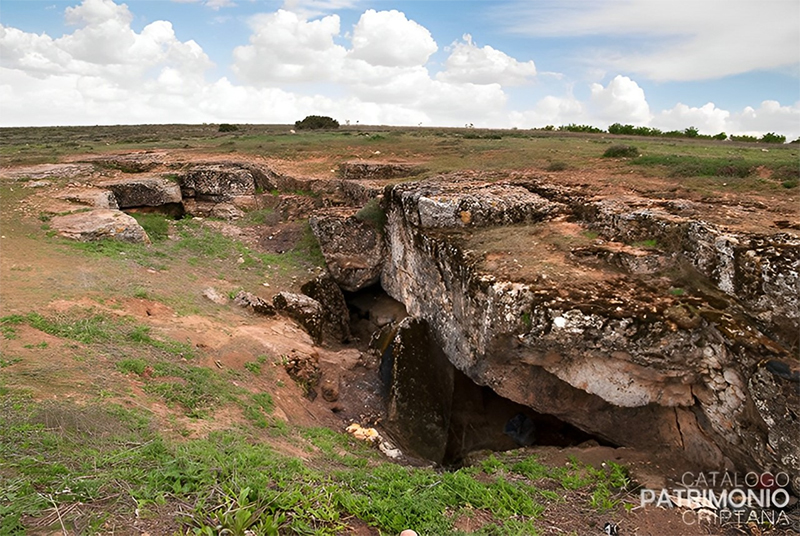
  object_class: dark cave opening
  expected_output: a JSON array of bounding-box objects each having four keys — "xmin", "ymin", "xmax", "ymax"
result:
[{"xmin": 342, "ymin": 283, "xmax": 612, "ymax": 467}]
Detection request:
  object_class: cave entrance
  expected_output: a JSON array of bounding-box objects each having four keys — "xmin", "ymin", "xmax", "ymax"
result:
[
  {"xmin": 444, "ymin": 367, "xmax": 605, "ymax": 467},
  {"xmin": 124, "ymin": 204, "xmax": 185, "ymax": 219},
  {"xmin": 343, "ymin": 284, "xmax": 408, "ymax": 345},
  {"xmin": 343, "ymin": 284, "xmax": 611, "ymax": 467}
]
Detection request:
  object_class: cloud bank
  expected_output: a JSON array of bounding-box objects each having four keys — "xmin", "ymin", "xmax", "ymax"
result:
[{"xmin": 0, "ymin": 0, "xmax": 797, "ymax": 140}]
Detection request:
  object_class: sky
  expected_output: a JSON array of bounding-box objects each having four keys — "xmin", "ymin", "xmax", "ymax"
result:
[{"xmin": 1, "ymin": 0, "xmax": 799, "ymax": 139}]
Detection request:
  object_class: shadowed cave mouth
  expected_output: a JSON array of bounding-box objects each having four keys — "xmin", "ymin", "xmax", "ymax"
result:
[
  {"xmin": 124, "ymin": 204, "xmax": 185, "ymax": 219},
  {"xmin": 345, "ymin": 284, "xmax": 613, "ymax": 467}
]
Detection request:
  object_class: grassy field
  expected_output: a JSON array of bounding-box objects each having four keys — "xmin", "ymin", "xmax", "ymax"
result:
[
  {"xmin": 0, "ymin": 124, "xmax": 796, "ymax": 535},
  {"xmin": 2, "ymin": 124, "xmax": 797, "ymax": 191}
]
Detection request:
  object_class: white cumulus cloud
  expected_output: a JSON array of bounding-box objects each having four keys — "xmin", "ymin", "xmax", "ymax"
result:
[
  {"xmin": 504, "ymin": 0, "xmax": 800, "ymax": 82},
  {"xmin": 232, "ymin": 10, "xmax": 346, "ymax": 84},
  {"xmin": 349, "ymin": 10, "xmax": 437, "ymax": 67},
  {"xmin": 653, "ymin": 102, "xmax": 730, "ymax": 135},
  {"xmin": 438, "ymin": 34, "xmax": 536, "ymax": 86},
  {"xmin": 589, "ymin": 75, "xmax": 651, "ymax": 125}
]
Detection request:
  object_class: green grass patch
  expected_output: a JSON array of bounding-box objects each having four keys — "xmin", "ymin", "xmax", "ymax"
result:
[
  {"xmin": 0, "ymin": 393, "xmax": 634, "ymax": 535},
  {"xmin": 354, "ymin": 198, "xmax": 387, "ymax": 233},
  {"xmin": 603, "ymin": 145, "xmax": 640, "ymax": 158},
  {"xmin": 631, "ymin": 154, "xmax": 754, "ymax": 177},
  {"xmin": 130, "ymin": 213, "xmax": 170, "ymax": 241}
]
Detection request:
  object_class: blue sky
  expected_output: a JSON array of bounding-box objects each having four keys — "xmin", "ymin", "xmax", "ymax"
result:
[{"xmin": 1, "ymin": 0, "xmax": 798, "ymax": 139}]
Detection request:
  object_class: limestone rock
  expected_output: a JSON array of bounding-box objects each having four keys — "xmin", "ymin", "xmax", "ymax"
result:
[
  {"xmin": 338, "ymin": 160, "xmax": 423, "ymax": 181},
  {"xmin": 392, "ymin": 179, "xmax": 563, "ymax": 229},
  {"xmin": 273, "ymin": 291, "xmax": 324, "ymax": 343},
  {"xmin": 380, "ymin": 177, "xmax": 799, "ymax": 485},
  {"xmin": 301, "ymin": 272, "xmax": 352, "ymax": 343},
  {"xmin": 179, "ymin": 163, "xmax": 273, "ymax": 203},
  {"xmin": 309, "ymin": 208, "xmax": 385, "ymax": 292},
  {"xmin": 91, "ymin": 152, "xmax": 165, "ymax": 173},
  {"xmin": 98, "ymin": 176, "xmax": 182, "ymax": 208},
  {"xmin": 202, "ymin": 287, "xmax": 228, "ymax": 305},
  {"xmin": 56, "ymin": 187, "xmax": 119, "ymax": 209},
  {"xmin": 233, "ymin": 291, "xmax": 275, "ymax": 316},
  {"xmin": 51, "ymin": 209, "xmax": 150, "ymax": 243},
  {"xmin": 384, "ymin": 317, "xmax": 454, "ymax": 464}
]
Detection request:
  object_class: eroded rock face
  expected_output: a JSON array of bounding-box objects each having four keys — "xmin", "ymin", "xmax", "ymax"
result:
[
  {"xmin": 179, "ymin": 163, "xmax": 273, "ymax": 203},
  {"xmin": 339, "ymin": 161, "xmax": 423, "ymax": 181},
  {"xmin": 310, "ymin": 208, "xmax": 385, "ymax": 292},
  {"xmin": 381, "ymin": 177, "xmax": 799, "ymax": 488},
  {"xmin": 50, "ymin": 209, "xmax": 150, "ymax": 243},
  {"xmin": 56, "ymin": 187, "xmax": 119, "ymax": 209},
  {"xmin": 90, "ymin": 152, "xmax": 166, "ymax": 173},
  {"xmin": 301, "ymin": 272, "xmax": 352, "ymax": 343},
  {"xmin": 234, "ymin": 291, "xmax": 275, "ymax": 316},
  {"xmin": 273, "ymin": 291, "xmax": 324, "ymax": 343},
  {"xmin": 384, "ymin": 317, "xmax": 454, "ymax": 464},
  {"xmin": 98, "ymin": 176, "xmax": 182, "ymax": 208}
]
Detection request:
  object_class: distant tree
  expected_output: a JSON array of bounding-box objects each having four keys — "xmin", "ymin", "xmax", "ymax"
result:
[
  {"xmin": 295, "ymin": 115, "xmax": 340, "ymax": 130},
  {"xmin": 218, "ymin": 123, "xmax": 239, "ymax": 132},
  {"xmin": 683, "ymin": 126, "xmax": 699, "ymax": 138},
  {"xmin": 712, "ymin": 132, "xmax": 728, "ymax": 141},
  {"xmin": 759, "ymin": 132, "xmax": 786, "ymax": 144},
  {"xmin": 730, "ymin": 134, "xmax": 758, "ymax": 142}
]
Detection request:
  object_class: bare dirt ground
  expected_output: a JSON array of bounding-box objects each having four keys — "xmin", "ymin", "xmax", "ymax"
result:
[{"xmin": 1, "ymin": 144, "xmax": 797, "ymax": 536}]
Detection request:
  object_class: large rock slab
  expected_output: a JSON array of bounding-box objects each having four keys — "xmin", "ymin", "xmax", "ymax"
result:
[
  {"xmin": 381, "ymin": 177, "xmax": 800, "ymax": 490},
  {"xmin": 383, "ymin": 317, "xmax": 454, "ymax": 464},
  {"xmin": 56, "ymin": 187, "xmax": 119, "ymax": 209},
  {"xmin": 301, "ymin": 272, "xmax": 352, "ymax": 343},
  {"xmin": 50, "ymin": 209, "xmax": 150, "ymax": 243},
  {"xmin": 179, "ymin": 163, "xmax": 274, "ymax": 203},
  {"xmin": 273, "ymin": 291, "xmax": 324, "ymax": 343},
  {"xmin": 309, "ymin": 207, "xmax": 385, "ymax": 292},
  {"xmin": 338, "ymin": 160, "xmax": 423, "ymax": 181},
  {"xmin": 98, "ymin": 176, "xmax": 182, "ymax": 208}
]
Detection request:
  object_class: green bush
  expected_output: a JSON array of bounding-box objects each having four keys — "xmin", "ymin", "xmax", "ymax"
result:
[
  {"xmin": 294, "ymin": 115, "xmax": 339, "ymax": 130},
  {"xmin": 545, "ymin": 161, "xmax": 568, "ymax": 172},
  {"xmin": 355, "ymin": 198, "xmax": 387, "ymax": 232},
  {"xmin": 218, "ymin": 124, "xmax": 239, "ymax": 133},
  {"xmin": 602, "ymin": 145, "xmax": 640, "ymax": 158},
  {"xmin": 759, "ymin": 132, "xmax": 786, "ymax": 144}
]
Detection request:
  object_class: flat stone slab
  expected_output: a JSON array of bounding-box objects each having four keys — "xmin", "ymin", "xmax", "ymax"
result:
[
  {"xmin": 50, "ymin": 209, "xmax": 150, "ymax": 243},
  {"xmin": 98, "ymin": 176, "xmax": 181, "ymax": 208}
]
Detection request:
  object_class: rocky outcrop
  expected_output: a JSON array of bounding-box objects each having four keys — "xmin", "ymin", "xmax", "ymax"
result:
[
  {"xmin": 273, "ymin": 291, "xmax": 324, "ymax": 343},
  {"xmin": 301, "ymin": 272, "xmax": 352, "ymax": 343},
  {"xmin": 98, "ymin": 176, "xmax": 182, "ymax": 208},
  {"xmin": 234, "ymin": 291, "xmax": 275, "ymax": 316},
  {"xmin": 90, "ymin": 152, "xmax": 166, "ymax": 173},
  {"xmin": 179, "ymin": 163, "xmax": 273, "ymax": 202},
  {"xmin": 310, "ymin": 208, "xmax": 385, "ymax": 292},
  {"xmin": 380, "ymin": 177, "xmax": 799, "ymax": 489},
  {"xmin": 50, "ymin": 209, "xmax": 150, "ymax": 243},
  {"xmin": 178, "ymin": 163, "xmax": 277, "ymax": 219},
  {"xmin": 56, "ymin": 187, "xmax": 119, "ymax": 209},
  {"xmin": 339, "ymin": 161, "xmax": 423, "ymax": 181},
  {"xmin": 383, "ymin": 317, "xmax": 454, "ymax": 463}
]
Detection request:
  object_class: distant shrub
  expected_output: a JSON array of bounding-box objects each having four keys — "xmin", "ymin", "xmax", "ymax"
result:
[
  {"xmin": 558, "ymin": 123, "xmax": 604, "ymax": 134},
  {"xmin": 295, "ymin": 115, "xmax": 339, "ymax": 130},
  {"xmin": 218, "ymin": 123, "xmax": 239, "ymax": 132},
  {"xmin": 730, "ymin": 134, "xmax": 758, "ymax": 143},
  {"xmin": 545, "ymin": 161, "xmax": 568, "ymax": 172},
  {"xmin": 712, "ymin": 132, "xmax": 728, "ymax": 141},
  {"xmin": 603, "ymin": 145, "xmax": 640, "ymax": 158},
  {"xmin": 759, "ymin": 132, "xmax": 786, "ymax": 144},
  {"xmin": 355, "ymin": 198, "xmax": 387, "ymax": 232}
]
